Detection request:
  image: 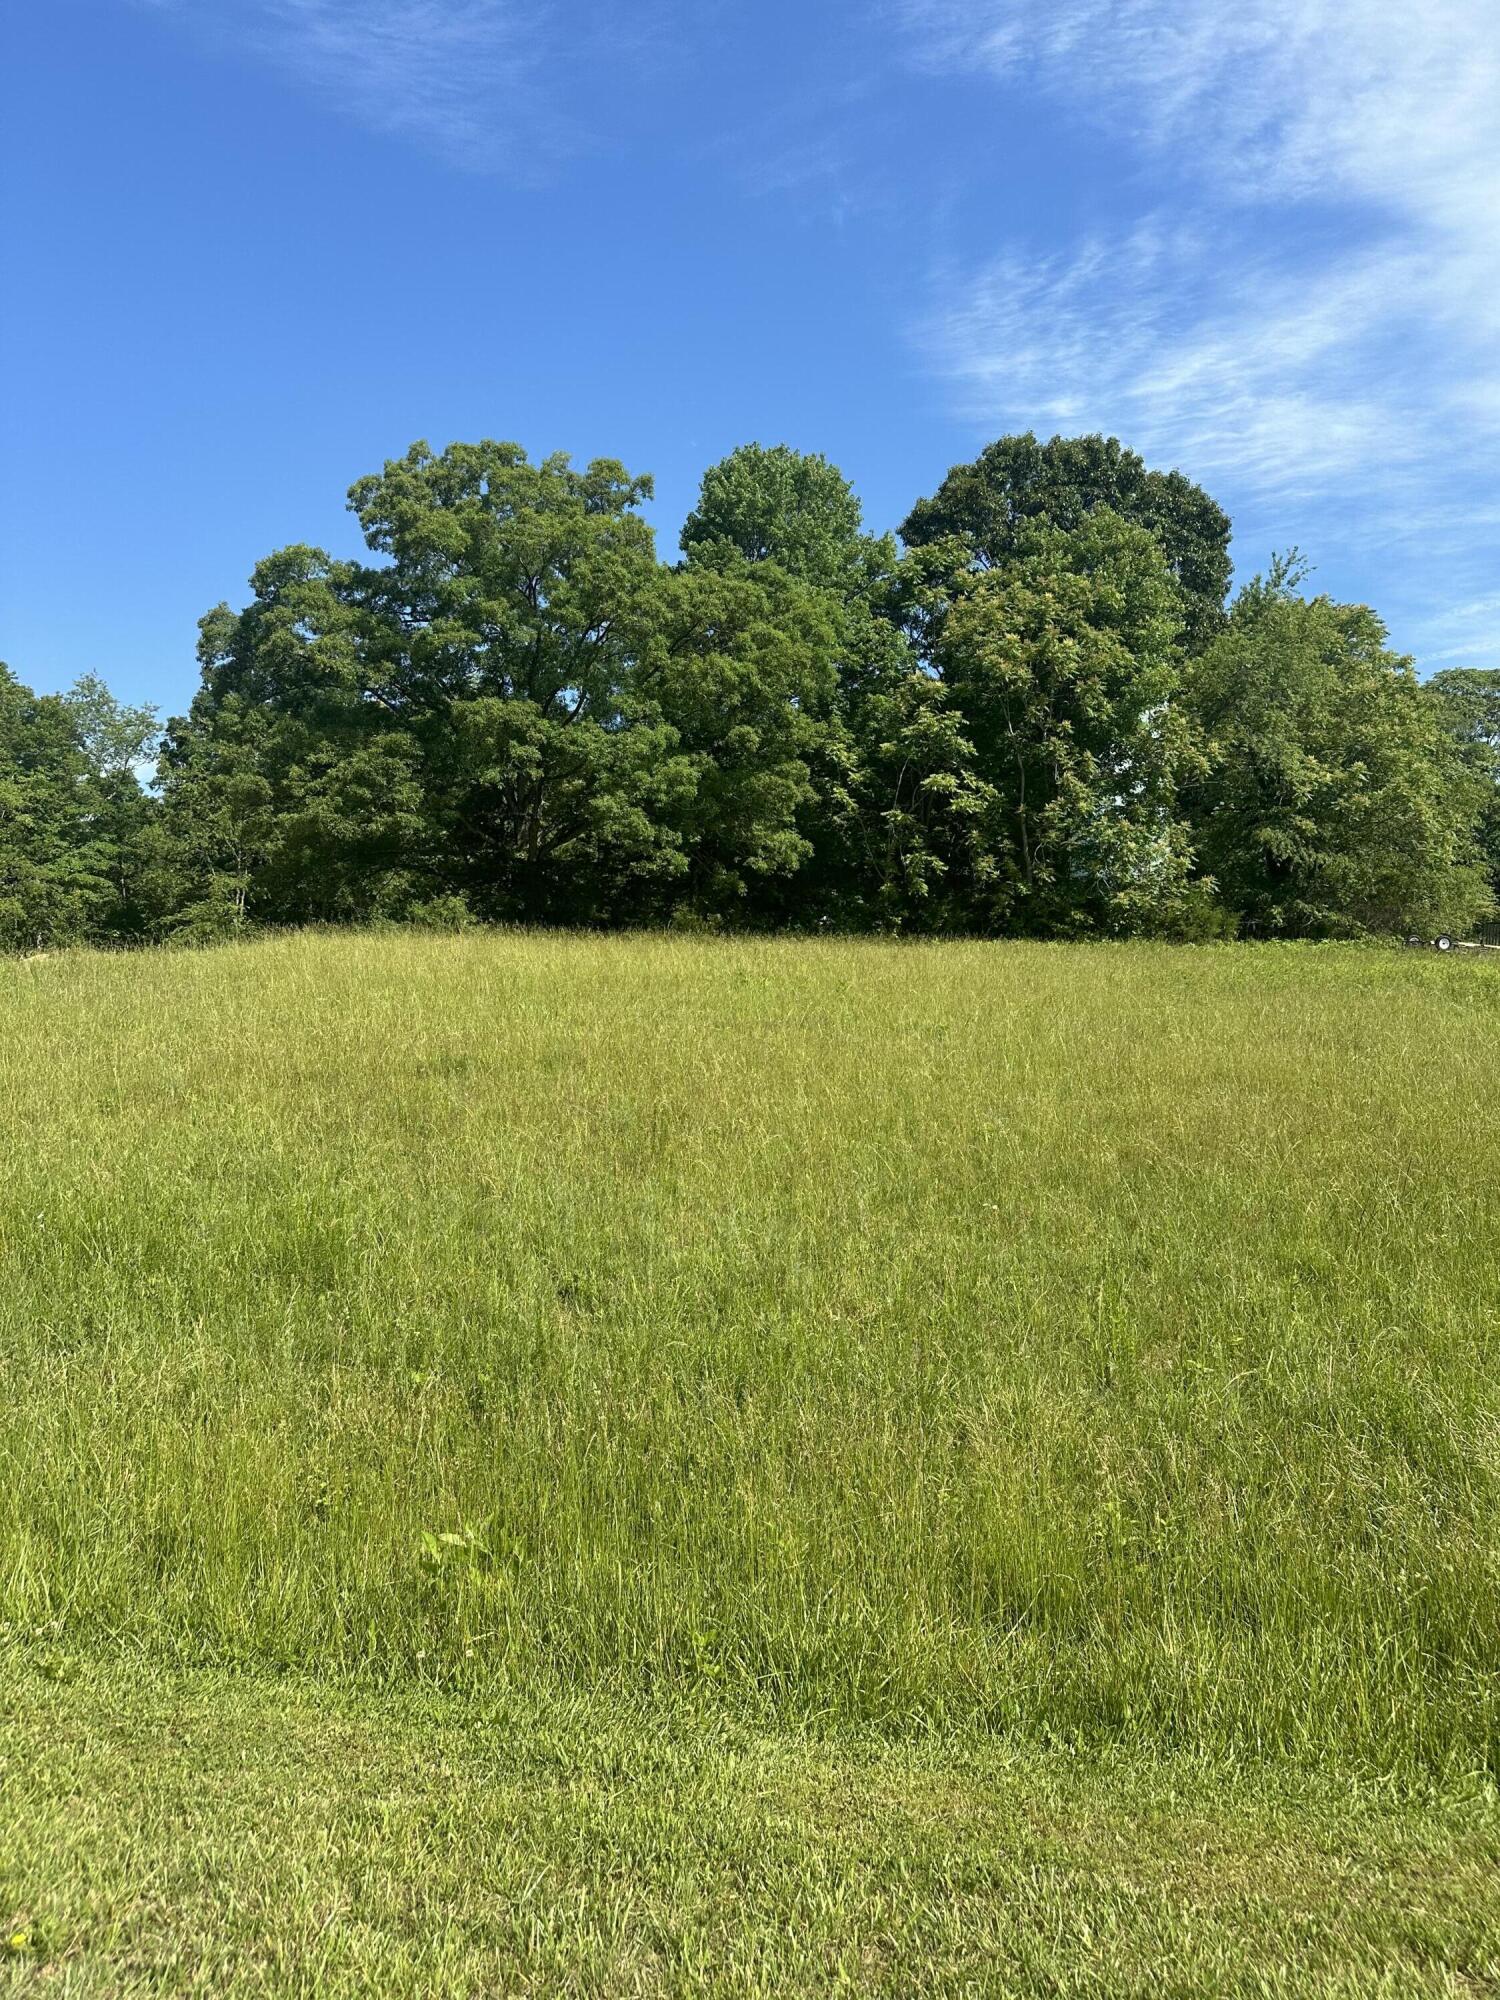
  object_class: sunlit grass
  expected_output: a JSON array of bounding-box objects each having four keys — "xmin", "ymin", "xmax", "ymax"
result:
[
  {"xmin": 2, "ymin": 930, "xmax": 1497, "ymax": 1773},
  {"xmin": 3, "ymin": 1657, "xmax": 1496, "ymax": 1998}
]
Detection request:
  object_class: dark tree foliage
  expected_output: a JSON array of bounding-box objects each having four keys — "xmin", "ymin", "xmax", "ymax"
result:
[
  {"xmin": 853, "ymin": 512, "xmax": 1205, "ymax": 935},
  {"xmin": 900, "ymin": 433, "xmax": 1233, "ymax": 653},
  {"xmin": 156, "ymin": 442, "xmax": 843, "ymax": 934},
  {"xmin": 678, "ymin": 442, "xmax": 905, "ymax": 928},
  {"xmin": 3, "ymin": 434, "xmax": 1492, "ymax": 951},
  {"xmin": 1426, "ymin": 668, "xmax": 1500, "ymax": 898},
  {"xmin": 0, "ymin": 663, "xmax": 157, "ymax": 949},
  {"xmin": 1180, "ymin": 559, "xmax": 1489, "ymax": 939},
  {"xmin": 681, "ymin": 443, "xmax": 896, "ymax": 606}
]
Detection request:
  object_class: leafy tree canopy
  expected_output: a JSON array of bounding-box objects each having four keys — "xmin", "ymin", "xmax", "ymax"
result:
[
  {"xmin": 871, "ymin": 510, "xmax": 1202, "ymax": 934},
  {"xmin": 8, "ymin": 433, "xmax": 1495, "ymax": 951},
  {"xmin": 0, "ymin": 663, "xmax": 116, "ymax": 949},
  {"xmin": 1181, "ymin": 558, "xmax": 1489, "ymax": 938},
  {"xmin": 900, "ymin": 432, "xmax": 1232, "ymax": 651},
  {"xmin": 1427, "ymin": 666, "xmax": 1500, "ymax": 897},
  {"xmin": 161, "ymin": 441, "xmax": 844, "ymax": 932},
  {"xmin": 681, "ymin": 443, "xmax": 895, "ymax": 604}
]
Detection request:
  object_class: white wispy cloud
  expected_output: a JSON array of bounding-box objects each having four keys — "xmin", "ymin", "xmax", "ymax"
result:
[
  {"xmin": 903, "ymin": 0, "xmax": 1500, "ymax": 227},
  {"xmin": 140, "ymin": 0, "xmax": 630, "ymax": 171},
  {"xmin": 922, "ymin": 223, "xmax": 1491, "ymax": 500},
  {"xmin": 902, "ymin": 0, "xmax": 1500, "ymax": 656}
]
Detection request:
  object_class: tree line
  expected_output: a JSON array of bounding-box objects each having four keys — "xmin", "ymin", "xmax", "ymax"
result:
[{"xmin": 5, "ymin": 432, "xmax": 1499, "ymax": 950}]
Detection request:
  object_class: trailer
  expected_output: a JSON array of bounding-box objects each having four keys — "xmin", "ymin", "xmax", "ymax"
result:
[{"xmin": 1407, "ymin": 921, "xmax": 1500, "ymax": 953}]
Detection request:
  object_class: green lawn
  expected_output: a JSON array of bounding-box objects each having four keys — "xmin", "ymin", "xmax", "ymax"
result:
[{"xmin": 2, "ymin": 931, "xmax": 1498, "ymax": 1991}]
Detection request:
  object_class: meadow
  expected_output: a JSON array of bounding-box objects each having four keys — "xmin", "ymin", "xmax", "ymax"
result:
[{"xmin": 2, "ymin": 930, "xmax": 1498, "ymax": 1993}]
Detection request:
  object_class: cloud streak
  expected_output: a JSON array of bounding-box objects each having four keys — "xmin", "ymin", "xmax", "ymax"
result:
[
  {"xmin": 140, "ymin": 0, "xmax": 621, "ymax": 172},
  {"xmin": 902, "ymin": 0, "xmax": 1500, "ymax": 227},
  {"xmin": 902, "ymin": 0, "xmax": 1500, "ymax": 655},
  {"xmin": 922, "ymin": 224, "xmax": 1488, "ymax": 499}
]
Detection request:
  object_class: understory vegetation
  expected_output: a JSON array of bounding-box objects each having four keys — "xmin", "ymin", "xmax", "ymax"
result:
[{"xmin": 5, "ymin": 433, "xmax": 1500, "ymax": 952}]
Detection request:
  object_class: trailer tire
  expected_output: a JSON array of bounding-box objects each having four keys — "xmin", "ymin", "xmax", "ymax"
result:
[{"xmin": 1436, "ymin": 934, "xmax": 1454, "ymax": 951}]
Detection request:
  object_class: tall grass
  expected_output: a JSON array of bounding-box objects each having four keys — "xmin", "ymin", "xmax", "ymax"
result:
[{"xmin": 2, "ymin": 932, "xmax": 1496, "ymax": 1772}]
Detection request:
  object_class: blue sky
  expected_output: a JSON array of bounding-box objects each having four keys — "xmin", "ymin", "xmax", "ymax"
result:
[{"xmin": 4, "ymin": 0, "xmax": 1496, "ymax": 718}]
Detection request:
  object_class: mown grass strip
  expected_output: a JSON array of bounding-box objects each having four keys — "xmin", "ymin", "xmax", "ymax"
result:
[{"xmin": 2, "ymin": 1657, "xmax": 1497, "ymax": 1998}]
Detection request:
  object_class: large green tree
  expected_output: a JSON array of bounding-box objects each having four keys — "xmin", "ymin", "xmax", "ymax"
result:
[
  {"xmin": 155, "ymin": 546, "xmax": 429, "ymax": 932},
  {"xmin": 1181, "ymin": 561, "xmax": 1488, "ymax": 938},
  {"xmin": 901, "ymin": 433, "xmax": 1232, "ymax": 652},
  {"xmin": 678, "ymin": 443, "xmax": 908, "ymax": 926},
  {"xmin": 637, "ymin": 546, "xmax": 841, "ymax": 919},
  {"xmin": 56, "ymin": 433, "xmax": 1492, "ymax": 949},
  {"xmin": 60, "ymin": 674, "xmax": 160, "ymax": 938},
  {"xmin": 1426, "ymin": 667, "xmax": 1500, "ymax": 900},
  {"xmin": 345, "ymin": 443, "xmax": 682, "ymax": 922},
  {"xmin": 0, "ymin": 663, "xmax": 114, "ymax": 949},
  {"xmin": 163, "ymin": 441, "xmax": 844, "ymax": 929},
  {"xmin": 680, "ymin": 442, "xmax": 895, "ymax": 604},
  {"xmin": 865, "ymin": 511, "xmax": 1203, "ymax": 934}
]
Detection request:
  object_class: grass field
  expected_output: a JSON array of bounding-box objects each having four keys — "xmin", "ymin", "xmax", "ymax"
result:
[{"xmin": 2, "ymin": 931, "xmax": 1498, "ymax": 1992}]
